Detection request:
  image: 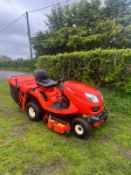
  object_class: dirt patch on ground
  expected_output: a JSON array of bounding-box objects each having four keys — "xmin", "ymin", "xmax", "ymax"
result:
[
  {"xmin": 24, "ymin": 158, "xmax": 67, "ymax": 175},
  {"xmin": 120, "ymin": 149, "xmax": 131, "ymax": 160},
  {"xmin": 13, "ymin": 124, "xmax": 28, "ymax": 137}
]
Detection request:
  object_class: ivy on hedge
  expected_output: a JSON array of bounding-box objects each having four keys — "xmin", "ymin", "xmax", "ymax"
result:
[{"xmin": 36, "ymin": 49, "xmax": 131, "ymax": 91}]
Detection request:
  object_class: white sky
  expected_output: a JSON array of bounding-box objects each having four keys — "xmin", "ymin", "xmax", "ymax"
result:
[{"xmin": 0, "ymin": 0, "xmax": 74, "ymax": 59}]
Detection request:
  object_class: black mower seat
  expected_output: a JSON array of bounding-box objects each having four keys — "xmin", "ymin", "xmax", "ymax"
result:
[{"xmin": 34, "ymin": 69, "xmax": 58, "ymax": 88}]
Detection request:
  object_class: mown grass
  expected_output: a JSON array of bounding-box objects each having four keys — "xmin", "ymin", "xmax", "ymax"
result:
[{"xmin": 0, "ymin": 81, "xmax": 131, "ymax": 175}]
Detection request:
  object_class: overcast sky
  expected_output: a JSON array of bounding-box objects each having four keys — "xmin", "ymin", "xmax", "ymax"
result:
[{"xmin": 0, "ymin": 0, "xmax": 73, "ymax": 59}]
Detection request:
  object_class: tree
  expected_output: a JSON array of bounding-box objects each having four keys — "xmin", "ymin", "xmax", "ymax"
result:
[
  {"xmin": 104, "ymin": 0, "xmax": 131, "ymax": 19},
  {"xmin": 32, "ymin": 31, "xmax": 49, "ymax": 57},
  {"xmin": 46, "ymin": 0, "xmax": 102, "ymax": 30},
  {"xmin": 32, "ymin": 0, "xmax": 131, "ymax": 56},
  {"xmin": 46, "ymin": 5, "xmax": 65, "ymax": 30},
  {"xmin": 0, "ymin": 55, "xmax": 12, "ymax": 62}
]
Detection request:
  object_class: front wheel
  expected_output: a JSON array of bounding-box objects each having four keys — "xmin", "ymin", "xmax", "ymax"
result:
[
  {"xmin": 26, "ymin": 102, "xmax": 43, "ymax": 121},
  {"xmin": 72, "ymin": 118, "xmax": 91, "ymax": 138}
]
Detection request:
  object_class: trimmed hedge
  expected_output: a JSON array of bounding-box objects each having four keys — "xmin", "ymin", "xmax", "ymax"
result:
[{"xmin": 36, "ymin": 49, "xmax": 131, "ymax": 91}]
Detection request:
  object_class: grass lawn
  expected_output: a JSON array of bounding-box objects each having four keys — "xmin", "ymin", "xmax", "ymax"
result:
[{"xmin": 0, "ymin": 81, "xmax": 131, "ymax": 175}]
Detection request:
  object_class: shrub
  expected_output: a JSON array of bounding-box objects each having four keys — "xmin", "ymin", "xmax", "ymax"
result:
[
  {"xmin": 0, "ymin": 59, "xmax": 36, "ymax": 72},
  {"xmin": 36, "ymin": 49, "xmax": 131, "ymax": 91}
]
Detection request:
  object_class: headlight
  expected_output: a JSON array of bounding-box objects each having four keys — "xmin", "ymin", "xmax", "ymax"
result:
[{"xmin": 85, "ymin": 93, "xmax": 99, "ymax": 103}]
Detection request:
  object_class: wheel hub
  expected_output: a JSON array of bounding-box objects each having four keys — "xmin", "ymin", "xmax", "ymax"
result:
[
  {"xmin": 28, "ymin": 107, "xmax": 36, "ymax": 118},
  {"xmin": 75, "ymin": 124, "xmax": 84, "ymax": 135}
]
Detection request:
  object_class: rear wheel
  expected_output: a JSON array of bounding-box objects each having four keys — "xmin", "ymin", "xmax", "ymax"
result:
[
  {"xmin": 26, "ymin": 102, "xmax": 43, "ymax": 121},
  {"xmin": 72, "ymin": 118, "xmax": 91, "ymax": 138}
]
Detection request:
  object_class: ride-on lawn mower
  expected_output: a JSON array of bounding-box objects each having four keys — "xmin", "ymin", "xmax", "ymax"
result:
[{"xmin": 8, "ymin": 69, "xmax": 108, "ymax": 138}]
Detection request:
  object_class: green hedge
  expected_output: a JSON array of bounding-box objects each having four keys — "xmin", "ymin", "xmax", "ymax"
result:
[
  {"xmin": 0, "ymin": 59, "xmax": 36, "ymax": 72},
  {"xmin": 36, "ymin": 49, "xmax": 131, "ymax": 91}
]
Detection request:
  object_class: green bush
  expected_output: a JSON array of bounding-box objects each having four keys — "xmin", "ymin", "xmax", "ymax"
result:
[
  {"xmin": 0, "ymin": 59, "xmax": 36, "ymax": 72},
  {"xmin": 36, "ymin": 49, "xmax": 131, "ymax": 91}
]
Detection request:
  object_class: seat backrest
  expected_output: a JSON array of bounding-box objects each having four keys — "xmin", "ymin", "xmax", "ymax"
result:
[{"xmin": 34, "ymin": 69, "xmax": 48, "ymax": 82}]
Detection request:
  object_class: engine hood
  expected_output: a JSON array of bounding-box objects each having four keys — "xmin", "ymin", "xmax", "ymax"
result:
[{"xmin": 63, "ymin": 81, "xmax": 103, "ymax": 103}]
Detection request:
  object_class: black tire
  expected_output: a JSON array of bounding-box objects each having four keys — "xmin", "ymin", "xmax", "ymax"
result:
[
  {"xmin": 72, "ymin": 117, "xmax": 91, "ymax": 138},
  {"xmin": 104, "ymin": 108, "xmax": 108, "ymax": 121},
  {"xmin": 26, "ymin": 102, "xmax": 43, "ymax": 121}
]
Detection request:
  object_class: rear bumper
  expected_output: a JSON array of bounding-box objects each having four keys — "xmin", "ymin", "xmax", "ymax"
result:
[{"xmin": 89, "ymin": 110, "xmax": 108, "ymax": 127}]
